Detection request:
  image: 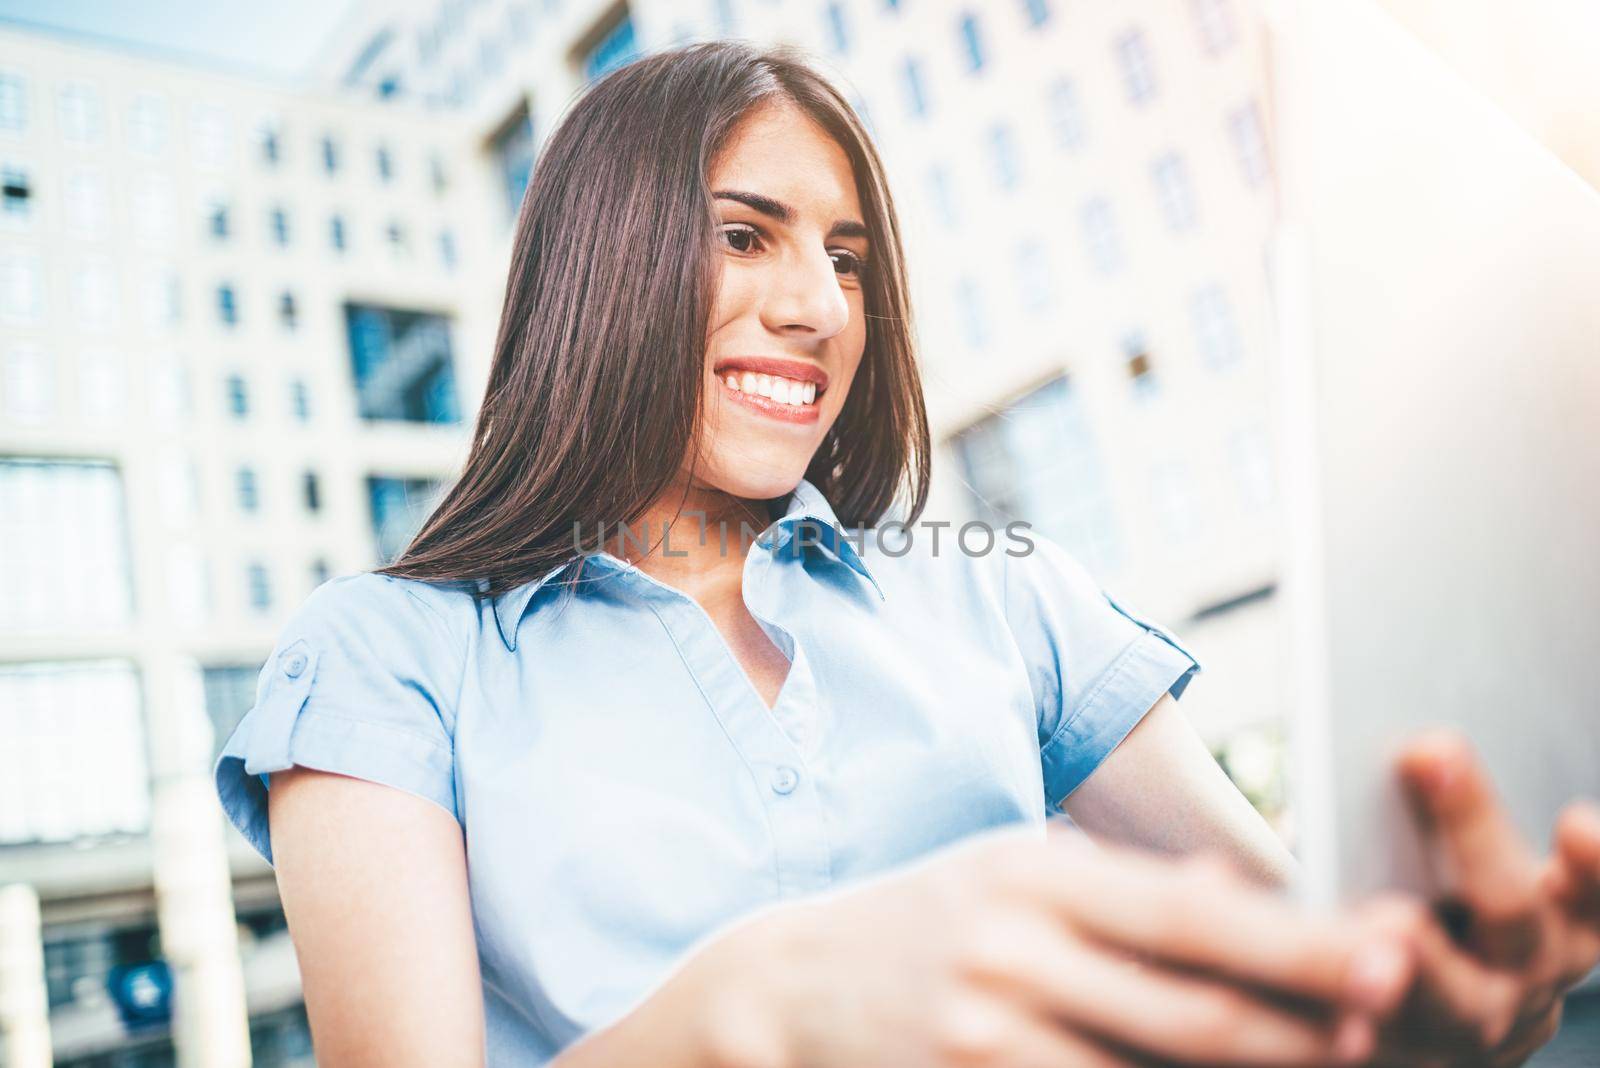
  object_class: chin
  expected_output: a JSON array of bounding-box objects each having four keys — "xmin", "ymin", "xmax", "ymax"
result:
[{"xmin": 695, "ymin": 442, "xmax": 815, "ymax": 501}]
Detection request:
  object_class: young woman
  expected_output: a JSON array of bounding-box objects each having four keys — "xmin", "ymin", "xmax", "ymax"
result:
[{"xmin": 215, "ymin": 41, "xmax": 1600, "ymax": 1068}]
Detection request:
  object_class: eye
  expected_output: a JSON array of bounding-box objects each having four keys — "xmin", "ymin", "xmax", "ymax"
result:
[
  {"xmin": 719, "ymin": 222, "xmax": 765, "ymax": 255},
  {"xmin": 830, "ymin": 248, "xmax": 868, "ymax": 281}
]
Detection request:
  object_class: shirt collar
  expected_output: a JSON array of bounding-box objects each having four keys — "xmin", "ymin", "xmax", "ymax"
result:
[{"xmin": 486, "ymin": 477, "xmax": 884, "ymax": 653}]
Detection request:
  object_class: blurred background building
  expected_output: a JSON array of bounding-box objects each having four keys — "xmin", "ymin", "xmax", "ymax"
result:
[{"xmin": 1, "ymin": 0, "xmax": 1595, "ymax": 1065}]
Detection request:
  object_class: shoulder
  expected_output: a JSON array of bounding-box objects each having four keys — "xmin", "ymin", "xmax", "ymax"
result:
[{"xmin": 283, "ymin": 571, "xmax": 480, "ymax": 658}]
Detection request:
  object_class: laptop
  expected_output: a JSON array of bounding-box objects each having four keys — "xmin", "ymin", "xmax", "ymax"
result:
[{"xmin": 1267, "ymin": 0, "xmax": 1600, "ymax": 918}]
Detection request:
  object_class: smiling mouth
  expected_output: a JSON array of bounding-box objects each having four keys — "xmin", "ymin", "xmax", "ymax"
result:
[
  {"xmin": 720, "ymin": 370, "xmax": 821, "ymax": 407},
  {"xmin": 711, "ymin": 357, "xmax": 829, "ymax": 421}
]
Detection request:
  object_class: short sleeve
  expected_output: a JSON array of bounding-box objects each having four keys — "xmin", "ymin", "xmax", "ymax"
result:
[
  {"xmin": 213, "ymin": 572, "xmax": 465, "ymax": 867},
  {"xmin": 1003, "ymin": 533, "xmax": 1202, "ymax": 809}
]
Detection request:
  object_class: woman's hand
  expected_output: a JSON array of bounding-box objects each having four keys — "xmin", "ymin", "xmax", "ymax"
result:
[
  {"xmin": 1357, "ymin": 730, "xmax": 1600, "ymax": 1066},
  {"xmin": 689, "ymin": 823, "xmax": 1416, "ymax": 1068}
]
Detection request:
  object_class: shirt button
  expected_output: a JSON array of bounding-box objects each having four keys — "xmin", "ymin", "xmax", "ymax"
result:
[
  {"xmin": 770, "ymin": 765, "xmax": 800, "ymax": 795},
  {"xmin": 281, "ymin": 651, "xmax": 307, "ymax": 678}
]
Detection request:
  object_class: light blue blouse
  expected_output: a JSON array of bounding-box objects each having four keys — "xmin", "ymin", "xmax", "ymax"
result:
[{"xmin": 214, "ymin": 476, "xmax": 1201, "ymax": 1065}]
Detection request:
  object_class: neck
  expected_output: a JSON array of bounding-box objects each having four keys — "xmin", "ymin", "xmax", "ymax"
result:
[{"xmin": 610, "ymin": 475, "xmax": 786, "ymax": 588}]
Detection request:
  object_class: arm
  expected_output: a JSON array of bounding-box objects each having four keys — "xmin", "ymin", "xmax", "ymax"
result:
[
  {"xmin": 1059, "ymin": 692, "xmax": 1298, "ymax": 890},
  {"xmin": 269, "ymin": 767, "xmax": 486, "ymax": 1067},
  {"xmin": 270, "ymin": 766, "xmax": 772, "ymax": 1068}
]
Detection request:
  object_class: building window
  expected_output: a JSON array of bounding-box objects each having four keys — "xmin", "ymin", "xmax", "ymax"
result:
[
  {"xmin": 225, "ymin": 373, "xmax": 249, "ymax": 418},
  {"xmin": 303, "ymin": 470, "xmax": 322, "ymax": 513},
  {"xmin": 2, "ymin": 167, "xmax": 30, "ymax": 218},
  {"xmin": 289, "ymin": 378, "xmax": 311, "ymax": 422},
  {"xmin": 1124, "ymin": 332, "xmax": 1158, "ymax": 400},
  {"xmin": 951, "ymin": 374, "xmax": 1121, "ymax": 575},
  {"xmin": 321, "ymin": 135, "xmax": 339, "ymax": 175},
  {"xmin": 257, "ymin": 121, "xmax": 282, "ymax": 166},
  {"xmin": 825, "ymin": 2, "xmax": 849, "ymax": 54},
  {"xmin": 207, "ymin": 200, "xmax": 230, "ymax": 240},
  {"xmin": 1229, "ymin": 99, "xmax": 1270, "ymax": 187},
  {"xmin": 236, "ymin": 465, "xmax": 259, "ymax": 513},
  {"xmin": 1048, "ymin": 78, "xmax": 1086, "ymax": 151},
  {"xmin": 986, "ymin": 123, "xmax": 1020, "ymax": 190},
  {"xmin": 490, "ymin": 99, "xmax": 536, "ymax": 221},
  {"xmin": 927, "ymin": 164, "xmax": 958, "ymax": 229},
  {"xmin": 128, "ymin": 92, "xmax": 168, "ymax": 154},
  {"xmin": 438, "ymin": 229, "xmax": 458, "ymax": 272},
  {"xmin": 579, "ymin": 8, "xmax": 638, "ymax": 82},
  {"xmin": 954, "ymin": 276, "xmax": 988, "ymax": 348},
  {"xmin": 0, "ymin": 458, "xmax": 136, "ymax": 632},
  {"xmin": 140, "ymin": 268, "xmax": 181, "ymax": 331},
  {"xmin": 246, "ymin": 562, "xmax": 272, "ymax": 612},
  {"xmin": 0, "ymin": 72, "xmax": 26, "ymax": 132},
  {"xmin": 329, "ymin": 213, "xmax": 347, "ymax": 252},
  {"xmin": 375, "ymin": 142, "xmax": 394, "ymax": 183},
  {"xmin": 1114, "ymin": 28, "xmax": 1157, "ymax": 105},
  {"xmin": 1193, "ymin": 0, "xmax": 1236, "ymax": 55},
  {"xmin": 0, "ymin": 660, "xmax": 150, "ymax": 843},
  {"xmin": 58, "ymin": 82, "xmax": 103, "ymax": 144},
  {"xmin": 1192, "ymin": 283, "xmax": 1244, "ymax": 369},
  {"xmin": 429, "ymin": 153, "xmax": 448, "ymax": 195},
  {"xmin": 386, "ymin": 220, "xmax": 409, "ymax": 256},
  {"xmin": 71, "ymin": 261, "xmax": 118, "ymax": 329},
  {"xmin": 202, "ymin": 664, "xmax": 264, "ymax": 761},
  {"xmin": 3, "ymin": 342, "xmax": 53, "ymax": 423},
  {"xmin": 190, "ymin": 103, "xmax": 231, "ymax": 168},
  {"xmin": 268, "ymin": 206, "xmax": 290, "ymax": 246},
  {"xmin": 1013, "ymin": 240, "xmax": 1054, "ymax": 315},
  {"xmin": 1151, "ymin": 459, "xmax": 1204, "ymax": 544},
  {"xmin": 216, "ymin": 284, "xmax": 238, "ymax": 327},
  {"xmin": 344, "ymin": 303, "xmax": 462, "ymax": 424},
  {"xmin": 957, "ymin": 12, "xmax": 985, "ymax": 73},
  {"xmin": 1022, "ymin": 0, "xmax": 1051, "ymax": 28},
  {"xmin": 1228, "ymin": 424, "xmax": 1275, "ymax": 511},
  {"xmin": 1151, "ymin": 151, "xmax": 1198, "ymax": 232},
  {"xmin": 1, "ymin": 251, "xmax": 42, "ymax": 325},
  {"xmin": 367, "ymin": 475, "xmax": 444, "ymax": 563},
  {"xmin": 310, "ymin": 558, "xmax": 332, "ymax": 588},
  {"xmin": 901, "ymin": 57, "xmax": 928, "ymax": 118},
  {"xmin": 278, "ymin": 291, "xmax": 298, "ymax": 331},
  {"xmin": 64, "ymin": 169, "xmax": 109, "ymax": 238},
  {"xmin": 1080, "ymin": 196, "xmax": 1123, "ymax": 275}
]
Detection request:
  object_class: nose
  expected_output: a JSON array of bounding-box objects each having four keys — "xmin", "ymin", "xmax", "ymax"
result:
[{"xmin": 758, "ymin": 242, "xmax": 851, "ymax": 341}]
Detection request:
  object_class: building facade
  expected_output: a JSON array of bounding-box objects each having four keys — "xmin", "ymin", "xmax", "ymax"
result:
[{"xmin": 2, "ymin": 1, "xmax": 1291, "ymax": 1063}]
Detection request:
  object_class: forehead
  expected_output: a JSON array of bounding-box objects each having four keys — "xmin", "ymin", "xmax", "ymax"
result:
[{"xmin": 710, "ymin": 101, "xmax": 863, "ymax": 219}]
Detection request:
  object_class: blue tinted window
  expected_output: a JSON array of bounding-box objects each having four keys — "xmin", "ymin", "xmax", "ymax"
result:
[
  {"xmin": 329, "ymin": 213, "xmax": 347, "ymax": 251},
  {"xmin": 958, "ymin": 13, "xmax": 984, "ymax": 72},
  {"xmin": 952, "ymin": 375, "xmax": 1121, "ymax": 574},
  {"xmin": 583, "ymin": 13, "xmax": 638, "ymax": 82},
  {"xmin": 226, "ymin": 374, "xmax": 249, "ymax": 418},
  {"xmin": 492, "ymin": 101, "xmax": 536, "ymax": 220},
  {"xmin": 246, "ymin": 562, "xmax": 272, "ymax": 611},
  {"xmin": 236, "ymin": 466, "xmax": 259, "ymax": 513},
  {"xmin": 1022, "ymin": 0, "xmax": 1050, "ymax": 27},
  {"xmin": 343, "ymin": 302, "xmax": 462, "ymax": 424},
  {"xmin": 216, "ymin": 284, "xmax": 238, "ymax": 327},
  {"xmin": 825, "ymin": 3, "xmax": 849, "ymax": 53},
  {"xmin": 902, "ymin": 57, "xmax": 927, "ymax": 117},
  {"xmin": 1115, "ymin": 28, "xmax": 1157, "ymax": 104},
  {"xmin": 1080, "ymin": 197, "xmax": 1123, "ymax": 275},
  {"xmin": 1048, "ymin": 78, "xmax": 1086, "ymax": 150},
  {"xmin": 987, "ymin": 123, "xmax": 1020, "ymax": 190}
]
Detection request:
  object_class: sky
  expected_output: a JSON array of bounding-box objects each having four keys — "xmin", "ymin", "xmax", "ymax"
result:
[{"xmin": 0, "ymin": 0, "xmax": 362, "ymax": 83}]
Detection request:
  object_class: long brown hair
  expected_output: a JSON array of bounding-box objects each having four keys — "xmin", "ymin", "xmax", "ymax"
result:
[{"xmin": 377, "ymin": 40, "xmax": 929, "ymax": 599}]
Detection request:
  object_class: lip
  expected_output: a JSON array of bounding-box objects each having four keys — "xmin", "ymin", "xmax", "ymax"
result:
[{"xmin": 712, "ymin": 355, "xmax": 830, "ymax": 392}]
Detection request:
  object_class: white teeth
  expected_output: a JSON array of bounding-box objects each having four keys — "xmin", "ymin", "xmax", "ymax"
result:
[{"xmin": 721, "ymin": 370, "xmax": 819, "ymax": 405}]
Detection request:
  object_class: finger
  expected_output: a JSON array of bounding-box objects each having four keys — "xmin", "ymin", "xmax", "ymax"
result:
[
  {"xmin": 1394, "ymin": 729, "xmax": 1543, "ymax": 966},
  {"xmin": 1364, "ymin": 894, "xmax": 1526, "ymax": 1053},
  {"xmin": 935, "ymin": 991, "xmax": 1149, "ymax": 1068},
  {"xmin": 1034, "ymin": 835, "xmax": 1414, "ymax": 1014},
  {"xmin": 1552, "ymin": 799, "xmax": 1600, "ymax": 918},
  {"xmin": 980, "ymin": 915, "xmax": 1373, "ymax": 1068}
]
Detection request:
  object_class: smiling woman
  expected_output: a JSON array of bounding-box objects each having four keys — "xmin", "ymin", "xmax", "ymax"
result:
[{"xmin": 211, "ymin": 39, "xmax": 1600, "ymax": 1068}]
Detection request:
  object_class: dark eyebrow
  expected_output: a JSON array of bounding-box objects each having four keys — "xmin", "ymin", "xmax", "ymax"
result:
[{"xmin": 713, "ymin": 189, "xmax": 869, "ymax": 241}]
